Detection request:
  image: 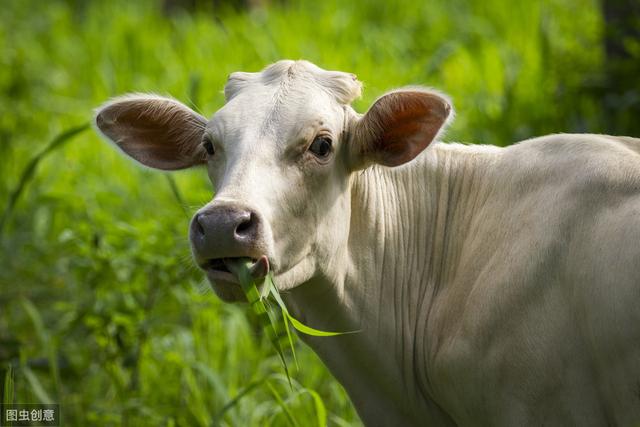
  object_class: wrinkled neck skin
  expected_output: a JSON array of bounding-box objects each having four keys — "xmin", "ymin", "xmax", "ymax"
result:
[{"xmin": 283, "ymin": 142, "xmax": 500, "ymax": 426}]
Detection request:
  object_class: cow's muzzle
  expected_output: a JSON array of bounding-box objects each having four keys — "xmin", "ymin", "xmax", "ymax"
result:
[{"xmin": 189, "ymin": 202, "xmax": 269, "ymax": 301}]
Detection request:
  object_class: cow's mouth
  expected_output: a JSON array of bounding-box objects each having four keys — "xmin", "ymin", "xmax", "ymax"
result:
[
  {"xmin": 199, "ymin": 256, "xmax": 270, "ymax": 300},
  {"xmin": 204, "ymin": 257, "xmax": 243, "ymax": 274}
]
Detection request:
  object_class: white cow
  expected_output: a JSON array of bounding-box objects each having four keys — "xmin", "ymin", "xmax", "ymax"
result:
[{"xmin": 95, "ymin": 60, "xmax": 640, "ymax": 426}]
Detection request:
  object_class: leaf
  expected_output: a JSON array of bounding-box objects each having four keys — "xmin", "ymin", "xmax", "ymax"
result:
[
  {"xmin": 22, "ymin": 366, "xmax": 52, "ymax": 404},
  {"xmin": 267, "ymin": 276, "xmax": 358, "ymax": 337},
  {"xmin": 282, "ymin": 311, "xmax": 299, "ymax": 371},
  {"xmin": 0, "ymin": 123, "xmax": 90, "ymax": 236},
  {"xmin": 164, "ymin": 174, "xmax": 190, "ymax": 219},
  {"xmin": 20, "ymin": 298, "xmax": 60, "ymax": 396},
  {"xmin": 266, "ymin": 380, "xmax": 299, "ymax": 427},
  {"xmin": 227, "ymin": 258, "xmax": 358, "ymax": 391},
  {"xmin": 226, "ymin": 259, "xmax": 292, "ymax": 388},
  {"xmin": 20, "ymin": 298, "xmax": 47, "ymax": 345},
  {"xmin": 3, "ymin": 365, "xmax": 13, "ymax": 406},
  {"xmin": 296, "ymin": 388, "xmax": 327, "ymax": 427},
  {"xmin": 211, "ymin": 377, "xmax": 265, "ymax": 426},
  {"xmin": 284, "ymin": 313, "xmax": 352, "ymax": 337}
]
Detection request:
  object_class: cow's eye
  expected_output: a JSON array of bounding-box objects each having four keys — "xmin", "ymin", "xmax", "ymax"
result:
[
  {"xmin": 309, "ymin": 136, "xmax": 332, "ymax": 158},
  {"xmin": 202, "ymin": 136, "xmax": 215, "ymax": 156}
]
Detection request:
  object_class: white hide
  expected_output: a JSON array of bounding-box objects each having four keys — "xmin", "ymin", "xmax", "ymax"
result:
[
  {"xmin": 287, "ymin": 134, "xmax": 640, "ymax": 426},
  {"xmin": 96, "ymin": 60, "xmax": 640, "ymax": 426}
]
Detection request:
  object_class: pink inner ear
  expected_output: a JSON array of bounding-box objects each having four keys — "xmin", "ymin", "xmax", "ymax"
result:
[
  {"xmin": 96, "ymin": 97, "xmax": 207, "ymax": 171},
  {"xmin": 368, "ymin": 91, "xmax": 450, "ymax": 167}
]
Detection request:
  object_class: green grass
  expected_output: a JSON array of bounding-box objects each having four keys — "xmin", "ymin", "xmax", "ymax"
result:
[{"xmin": 0, "ymin": 0, "xmax": 622, "ymax": 425}]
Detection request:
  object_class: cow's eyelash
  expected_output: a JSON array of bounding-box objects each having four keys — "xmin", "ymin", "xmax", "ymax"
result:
[
  {"xmin": 202, "ymin": 135, "xmax": 216, "ymax": 156},
  {"xmin": 204, "ymin": 143, "xmax": 215, "ymax": 155},
  {"xmin": 306, "ymin": 131, "xmax": 333, "ymax": 147}
]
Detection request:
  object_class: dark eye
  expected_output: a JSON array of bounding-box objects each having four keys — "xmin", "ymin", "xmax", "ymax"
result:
[
  {"xmin": 202, "ymin": 136, "xmax": 215, "ymax": 156},
  {"xmin": 309, "ymin": 136, "xmax": 332, "ymax": 158}
]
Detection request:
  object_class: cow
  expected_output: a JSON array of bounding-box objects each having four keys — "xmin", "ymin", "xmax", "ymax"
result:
[{"xmin": 95, "ymin": 60, "xmax": 640, "ymax": 426}]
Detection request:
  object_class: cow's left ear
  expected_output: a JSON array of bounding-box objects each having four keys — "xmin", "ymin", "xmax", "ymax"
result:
[{"xmin": 349, "ymin": 88, "xmax": 453, "ymax": 170}]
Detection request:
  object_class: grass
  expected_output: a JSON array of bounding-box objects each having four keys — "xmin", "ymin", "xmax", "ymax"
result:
[
  {"xmin": 0, "ymin": 124, "xmax": 90, "ymax": 236},
  {"xmin": 0, "ymin": 0, "xmax": 623, "ymax": 425},
  {"xmin": 226, "ymin": 258, "xmax": 356, "ymax": 392}
]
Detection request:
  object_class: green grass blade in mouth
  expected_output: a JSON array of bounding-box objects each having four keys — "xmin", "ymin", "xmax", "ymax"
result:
[
  {"xmin": 280, "ymin": 298, "xmax": 299, "ymax": 371},
  {"xmin": 226, "ymin": 259, "xmax": 292, "ymax": 387},
  {"xmin": 266, "ymin": 275, "xmax": 358, "ymax": 337},
  {"xmin": 226, "ymin": 258, "xmax": 359, "ymax": 387}
]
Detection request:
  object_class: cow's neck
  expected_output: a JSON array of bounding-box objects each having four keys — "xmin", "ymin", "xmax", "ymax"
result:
[{"xmin": 283, "ymin": 143, "xmax": 498, "ymax": 423}]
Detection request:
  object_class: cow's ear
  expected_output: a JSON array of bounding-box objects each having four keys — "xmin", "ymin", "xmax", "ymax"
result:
[
  {"xmin": 94, "ymin": 94, "xmax": 207, "ymax": 170},
  {"xmin": 349, "ymin": 88, "xmax": 453, "ymax": 170}
]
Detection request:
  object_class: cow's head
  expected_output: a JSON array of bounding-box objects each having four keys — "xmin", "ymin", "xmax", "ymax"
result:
[{"xmin": 95, "ymin": 60, "xmax": 452, "ymax": 302}]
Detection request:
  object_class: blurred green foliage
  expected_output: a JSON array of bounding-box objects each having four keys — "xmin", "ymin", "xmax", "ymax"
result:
[{"xmin": 0, "ymin": 0, "xmax": 637, "ymax": 425}]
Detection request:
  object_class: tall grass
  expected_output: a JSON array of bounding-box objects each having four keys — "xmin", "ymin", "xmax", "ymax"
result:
[
  {"xmin": 0, "ymin": 0, "xmax": 607, "ymax": 425},
  {"xmin": 0, "ymin": 124, "xmax": 90, "ymax": 236}
]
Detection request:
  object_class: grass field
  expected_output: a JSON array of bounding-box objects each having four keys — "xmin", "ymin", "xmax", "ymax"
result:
[{"xmin": 0, "ymin": 0, "xmax": 633, "ymax": 425}]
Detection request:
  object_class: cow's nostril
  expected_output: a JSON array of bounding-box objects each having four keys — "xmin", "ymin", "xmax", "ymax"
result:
[{"xmin": 235, "ymin": 212, "xmax": 254, "ymax": 236}]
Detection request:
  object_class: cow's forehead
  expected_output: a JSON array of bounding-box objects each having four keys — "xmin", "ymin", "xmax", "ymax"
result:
[
  {"xmin": 223, "ymin": 60, "xmax": 362, "ymax": 105},
  {"xmin": 208, "ymin": 60, "xmax": 361, "ymax": 146}
]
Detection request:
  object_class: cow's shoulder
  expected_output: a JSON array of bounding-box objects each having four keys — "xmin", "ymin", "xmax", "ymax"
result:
[
  {"xmin": 508, "ymin": 133, "xmax": 640, "ymax": 165},
  {"xmin": 498, "ymin": 133, "xmax": 640, "ymax": 196}
]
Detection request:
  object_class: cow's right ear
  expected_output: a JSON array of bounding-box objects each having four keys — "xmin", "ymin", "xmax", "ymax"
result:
[
  {"xmin": 348, "ymin": 88, "xmax": 453, "ymax": 170},
  {"xmin": 94, "ymin": 94, "xmax": 208, "ymax": 170}
]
